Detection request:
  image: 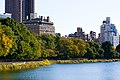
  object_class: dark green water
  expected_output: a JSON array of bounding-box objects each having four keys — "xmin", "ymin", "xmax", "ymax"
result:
[{"xmin": 0, "ymin": 62, "xmax": 120, "ymax": 80}]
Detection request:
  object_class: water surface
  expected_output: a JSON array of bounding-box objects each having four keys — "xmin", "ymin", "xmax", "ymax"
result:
[{"xmin": 0, "ymin": 62, "xmax": 120, "ymax": 80}]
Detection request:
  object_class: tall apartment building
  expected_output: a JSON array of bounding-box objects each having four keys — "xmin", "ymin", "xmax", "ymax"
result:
[
  {"xmin": 5, "ymin": 0, "xmax": 35, "ymax": 22},
  {"xmin": 5, "ymin": 0, "xmax": 22, "ymax": 22},
  {"xmin": 99, "ymin": 17, "xmax": 119, "ymax": 47},
  {"xmin": 26, "ymin": 0, "xmax": 35, "ymax": 20},
  {"xmin": 22, "ymin": 0, "xmax": 35, "ymax": 20}
]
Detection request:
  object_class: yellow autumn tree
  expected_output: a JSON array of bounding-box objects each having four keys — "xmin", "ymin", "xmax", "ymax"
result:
[{"xmin": 2, "ymin": 34, "xmax": 13, "ymax": 56}]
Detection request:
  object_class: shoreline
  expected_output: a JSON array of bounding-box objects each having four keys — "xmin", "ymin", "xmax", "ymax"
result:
[
  {"xmin": 52, "ymin": 59, "xmax": 120, "ymax": 64},
  {"xmin": 0, "ymin": 59, "xmax": 51, "ymax": 71},
  {"xmin": 1, "ymin": 59, "xmax": 120, "ymax": 71}
]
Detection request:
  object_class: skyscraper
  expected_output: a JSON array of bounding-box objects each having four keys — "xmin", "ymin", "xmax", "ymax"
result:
[
  {"xmin": 99, "ymin": 17, "xmax": 119, "ymax": 47},
  {"xmin": 25, "ymin": 0, "xmax": 35, "ymax": 20},
  {"xmin": 5, "ymin": 0, "xmax": 22, "ymax": 22},
  {"xmin": 5, "ymin": 0, "xmax": 35, "ymax": 22}
]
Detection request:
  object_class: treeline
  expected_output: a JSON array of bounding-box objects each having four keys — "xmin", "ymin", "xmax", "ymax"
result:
[
  {"xmin": 0, "ymin": 18, "xmax": 120, "ymax": 60},
  {"xmin": 37, "ymin": 35, "xmax": 120, "ymax": 59}
]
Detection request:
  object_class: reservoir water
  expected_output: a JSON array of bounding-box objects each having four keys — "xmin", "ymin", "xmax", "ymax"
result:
[{"xmin": 0, "ymin": 62, "xmax": 120, "ymax": 80}]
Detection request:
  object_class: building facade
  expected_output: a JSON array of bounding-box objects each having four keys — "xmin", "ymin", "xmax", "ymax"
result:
[
  {"xmin": 5, "ymin": 0, "xmax": 22, "ymax": 22},
  {"xmin": 5, "ymin": 0, "xmax": 35, "ymax": 22},
  {"xmin": 68, "ymin": 27, "xmax": 86, "ymax": 40},
  {"xmin": 90, "ymin": 31, "xmax": 96, "ymax": 41},
  {"xmin": 23, "ymin": 16, "xmax": 55, "ymax": 35},
  {"xmin": 22, "ymin": 0, "xmax": 35, "ymax": 21},
  {"xmin": 99, "ymin": 17, "xmax": 119, "ymax": 47}
]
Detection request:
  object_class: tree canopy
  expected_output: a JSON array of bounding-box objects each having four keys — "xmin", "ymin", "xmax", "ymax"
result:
[
  {"xmin": 0, "ymin": 18, "xmax": 41, "ymax": 59},
  {"xmin": 0, "ymin": 18, "xmax": 120, "ymax": 60}
]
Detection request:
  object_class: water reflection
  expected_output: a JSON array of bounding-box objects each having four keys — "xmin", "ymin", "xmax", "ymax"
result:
[{"xmin": 1, "ymin": 62, "xmax": 120, "ymax": 80}]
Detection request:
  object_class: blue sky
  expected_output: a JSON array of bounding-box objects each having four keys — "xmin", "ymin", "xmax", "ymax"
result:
[{"xmin": 1, "ymin": 0, "xmax": 120, "ymax": 36}]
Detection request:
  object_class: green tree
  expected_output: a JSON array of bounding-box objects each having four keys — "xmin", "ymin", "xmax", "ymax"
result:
[
  {"xmin": 57, "ymin": 38, "xmax": 80, "ymax": 59},
  {"xmin": 116, "ymin": 44, "xmax": 120, "ymax": 53},
  {"xmin": 72, "ymin": 38, "xmax": 87, "ymax": 57},
  {"xmin": 0, "ymin": 18, "xmax": 41, "ymax": 59},
  {"xmin": 40, "ymin": 34, "xmax": 55, "ymax": 50},
  {"xmin": 84, "ymin": 48, "xmax": 96, "ymax": 59},
  {"xmin": 101, "ymin": 41, "xmax": 117, "ymax": 59},
  {"xmin": 46, "ymin": 49, "xmax": 57, "ymax": 58},
  {"xmin": 85, "ymin": 41, "xmax": 104, "ymax": 59},
  {"xmin": 36, "ymin": 34, "xmax": 57, "ymax": 58}
]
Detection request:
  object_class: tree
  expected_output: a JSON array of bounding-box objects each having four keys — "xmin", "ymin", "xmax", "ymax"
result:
[
  {"xmin": 98, "ymin": 49, "xmax": 104, "ymax": 58},
  {"xmin": 46, "ymin": 49, "xmax": 57, "ymax": 58},
  {"xmin": 0, "ymin": 18, "xmax": 41, "ymax": 59},
  {"xmin": 0, "ymin": 23, "xmax": 14, "ymax": 57},
  {"xmin": 85, "ymin": 41, "xmax": 104, "ymax": 59},
  {"xmin": 36, "ymin": 34, "xmax": 57, "ymax": 58},
  {"xmin": 72, "ymin": 38, "xmax": 87, "ymax": 57},
  {"xmin": 116, "ymin": 44, "xmax": 120, "ymax": 53},
  {"xmin": 101, "ymin": 41, "xmax": 118, "ymax": 59},
  {"xmin": 40, "ymin": 34, "xmax": 55, "ymax": 50},
  {"xmin": 56, "ymin": 38, "xmax": 81, "ymax": 59},
  {"xmin": 84, "ymin": 48, "xmax": 96, "ymax": 59}
]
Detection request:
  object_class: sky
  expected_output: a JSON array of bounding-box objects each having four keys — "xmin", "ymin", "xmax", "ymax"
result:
[{"xmin": 0, "ymin": 0, "xmax": 120, "ymax": 36}]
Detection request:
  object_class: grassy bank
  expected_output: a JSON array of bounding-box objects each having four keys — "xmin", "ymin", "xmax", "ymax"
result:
[
  {"xmin": 0, "ymin": 59, "xmax": 51, "ymax": 71},
  {"xmin": 51, "ymin": 59, "xmax": 120, "ymax": 64},
  {"xmin": 1, "ymin": 59, "xmax": 120, "ymax": 71}
]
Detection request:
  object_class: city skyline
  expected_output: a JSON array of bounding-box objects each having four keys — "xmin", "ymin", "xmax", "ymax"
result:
[{"xmin": 1, "ymin": 0, "xmax": 120, "ymax": 36}]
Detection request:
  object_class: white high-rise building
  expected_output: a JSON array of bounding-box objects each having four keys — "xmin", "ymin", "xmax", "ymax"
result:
[{"xmin": 100, "ymin": 17, "xmax": 119, "ymax": 47}]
